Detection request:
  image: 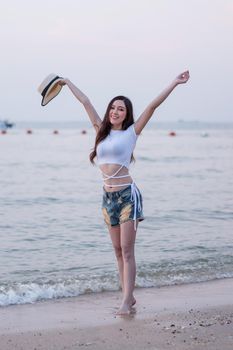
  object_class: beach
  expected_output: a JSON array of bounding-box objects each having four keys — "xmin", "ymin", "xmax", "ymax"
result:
[
  {"xmin": 1, "ymin": 278, "xmax": 233, "ymax": 350},
  {"xmin": 1, "ymin": 125, "xmax": 233, "ymax": 307},
  {"xmin": 1, "ymin": 124, "xmax": 233, "ymax": 349},
  {"xmin": 1, "ymin": 0, "xmax": 233, "ymax": 347}
]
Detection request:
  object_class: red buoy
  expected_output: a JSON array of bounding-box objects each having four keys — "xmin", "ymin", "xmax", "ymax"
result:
[{"xmin": 169, "ymin": 131, "xmax": 176, "ymax": 136}]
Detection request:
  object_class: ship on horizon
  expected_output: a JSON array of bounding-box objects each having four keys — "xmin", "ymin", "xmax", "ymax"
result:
[{"xmin": 0, "ymin": 119, "xmax": 14, "ymax": 130}]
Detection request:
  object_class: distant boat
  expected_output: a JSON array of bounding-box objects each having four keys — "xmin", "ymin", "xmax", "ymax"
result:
[{"xmin": 0, "ymin": 120, "xmax": 14, "ymax": 130}]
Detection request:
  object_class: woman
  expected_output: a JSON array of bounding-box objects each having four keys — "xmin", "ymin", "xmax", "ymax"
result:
[{"xmin": 60, "ymin": 71, "xmax": 190, "ymax": 315}]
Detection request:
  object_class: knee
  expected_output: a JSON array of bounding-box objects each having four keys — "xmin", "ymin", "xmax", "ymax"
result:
[
  {"xmin": 121, "ymin": 246, "xmax": 134, "ymax": 262},
  {"xmin": 114, "ymin": 246, "xmax": 123, "ymax": 259}
]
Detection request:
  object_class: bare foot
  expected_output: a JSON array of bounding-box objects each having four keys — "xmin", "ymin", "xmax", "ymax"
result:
[
  {"xmin": 116, "ymin": 302, "xmax": 132, "ymax": 315},
  {"xmin": 116, "ymin": 297, "xmax": 136, "ymax": 316}
]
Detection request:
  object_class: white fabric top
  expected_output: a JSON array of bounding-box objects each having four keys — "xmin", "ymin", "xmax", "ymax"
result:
[{"xmin": 96, "ymin": 124, "xmax": 138, "ymax": 169}]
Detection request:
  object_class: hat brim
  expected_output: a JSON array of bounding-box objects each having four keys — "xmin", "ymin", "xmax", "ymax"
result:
[{"xmin": 41, "ymin": 79, "xmax": 63, "ymax": 106}]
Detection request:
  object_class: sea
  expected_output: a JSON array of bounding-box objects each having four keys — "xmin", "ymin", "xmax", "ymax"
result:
[{"xmin": 0, "ymin": 120, "xmax": 233, "ymax": 307}]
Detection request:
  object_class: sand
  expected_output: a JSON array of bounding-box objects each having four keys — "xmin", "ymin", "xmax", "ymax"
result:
[{"xmin": 0, "ymin": 278, "xmax": 233, "ymax": 350}]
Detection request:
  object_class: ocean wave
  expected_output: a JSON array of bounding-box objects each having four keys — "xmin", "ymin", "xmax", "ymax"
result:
[
  {"xmin": 1, "ymin": 260, "xmax": 233, "ymax": 307},
  {"xmin": 0, "ymin": 275, "xmax": 119, "ymax": 307}
]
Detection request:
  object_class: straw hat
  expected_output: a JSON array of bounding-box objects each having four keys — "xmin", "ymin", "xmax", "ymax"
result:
[{"xmin": 38, "ymin": 74, "xmax": 64, "ymax": 106}]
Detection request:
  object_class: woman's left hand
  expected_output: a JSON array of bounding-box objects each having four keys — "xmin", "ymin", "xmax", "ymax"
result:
[{"xmin": 175, "ymin": 70, "xmax": 190, "ymax": 84}]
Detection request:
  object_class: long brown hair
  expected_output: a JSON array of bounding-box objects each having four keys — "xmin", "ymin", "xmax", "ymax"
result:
[{"xmin": 89, "ymin": 96, "xmax": 135, "ymax": 164}]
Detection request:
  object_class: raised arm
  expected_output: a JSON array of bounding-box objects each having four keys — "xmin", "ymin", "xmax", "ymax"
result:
[
  {"xmin": 61, "ymin": 79, "xmax": 102, "ymax": 132},
  {"xmin": 134, "ymin": 70, "xmax": 190, "ymax": 135}
]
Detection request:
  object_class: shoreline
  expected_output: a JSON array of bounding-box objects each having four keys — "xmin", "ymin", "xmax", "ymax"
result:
[{"xmin": 1, "ymin": 278, "xmax": 233, "ymax": 349}]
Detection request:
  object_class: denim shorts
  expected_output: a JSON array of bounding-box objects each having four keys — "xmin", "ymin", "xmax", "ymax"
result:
[{"xmin": 102, "ymin": 184, "xmax": 144, "ymax": 227}]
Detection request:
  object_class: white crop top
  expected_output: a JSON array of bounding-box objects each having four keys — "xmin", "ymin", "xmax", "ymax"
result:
[{"xmin": 96, "ymin": 124, "xmax": 138, "ymax": 169}]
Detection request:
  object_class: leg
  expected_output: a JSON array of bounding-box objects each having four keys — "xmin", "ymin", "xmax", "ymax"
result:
[
  {"xmin": 117, "ymin": 220, "xmax": 138, "ymax": 315},
  {"xmin": 107, "ymin": 225, "xmax": 124, "ymax": 292}
]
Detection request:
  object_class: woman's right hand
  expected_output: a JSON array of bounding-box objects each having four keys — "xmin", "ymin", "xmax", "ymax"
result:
[{"xmin": 58, "ymin": 79, "xmax": 67, "ymax": 86}]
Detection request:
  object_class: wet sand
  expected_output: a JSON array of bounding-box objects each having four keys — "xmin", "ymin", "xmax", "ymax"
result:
[{"xmin": 0, "ymin": 278, "xmax": 233, "ymax": 349}]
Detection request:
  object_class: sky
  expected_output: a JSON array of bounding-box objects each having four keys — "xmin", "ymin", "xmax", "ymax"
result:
[{"xmin": 0, "ymin": 0, "xmax": 232, "ymax": 123}]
